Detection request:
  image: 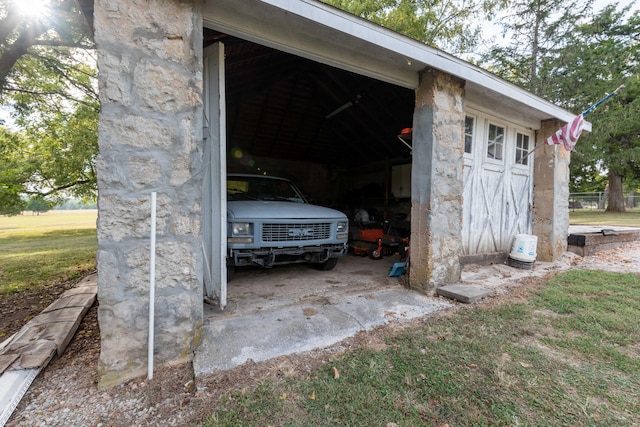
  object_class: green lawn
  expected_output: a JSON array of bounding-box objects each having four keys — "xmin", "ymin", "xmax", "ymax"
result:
[
  {"xmin": 203, "ymin": 270, "xmax": 640, "ymax": 426},
  {"xmin": 0, "ymin": 209, "xmax": 97, "ymax": 232},
  {"xmin": 2, "ymin": 208, "xmax": 639, "ymax": 425},
  {"xmin": 0, "ymin": 210, "xmax": 97, "ymax": 294},
  {"xmin": 570, "ymin": 207, "xmax": 640, "ymax": 227}
]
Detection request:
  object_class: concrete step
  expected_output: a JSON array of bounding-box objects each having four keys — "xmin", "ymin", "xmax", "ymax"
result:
[{"xmin": 436, "ymin": 284, "xmax": 491, "ymax": 304}]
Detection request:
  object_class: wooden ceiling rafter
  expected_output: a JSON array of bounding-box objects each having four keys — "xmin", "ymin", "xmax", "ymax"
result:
[
  {"xmin": 315, "ymin": 70, "xmax": 396, "ymax": 161},
  {"xmin": 210, "ymin": 31, "xmax": 415, "ymax": 167}
]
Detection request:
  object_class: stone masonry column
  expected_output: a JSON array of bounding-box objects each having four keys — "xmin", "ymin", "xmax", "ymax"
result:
[
  {"xmin": 533, "ymin": 119, "xmax": 570, "ymax": 261},
  {"xmin": 409, "ymin": 68, "xmax": 465, "ymax": 292},
  {"xmin": 94, "ymin": 0, "xmax": 204, "ymax": 386}
]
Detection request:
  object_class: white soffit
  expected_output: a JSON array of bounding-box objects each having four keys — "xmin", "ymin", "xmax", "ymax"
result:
[
  {"xmin": 202, "ymin": 0, "xmax": 419, "ymax": 88},
  {"xmin": 202, "ymin": 0, "xmax": 590, "ymax": 131}
]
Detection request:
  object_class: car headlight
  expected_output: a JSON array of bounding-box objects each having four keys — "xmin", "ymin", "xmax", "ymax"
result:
[
  {"xmin": 232, "ymin": 222, "xmax": 252, "ymax": 236},
  {"xmin": 336, "ymin": 221, "xmax": 347, "ymax": 233}
]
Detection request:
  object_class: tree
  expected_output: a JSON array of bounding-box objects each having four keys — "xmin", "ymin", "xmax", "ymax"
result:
[
  {"xmin": 0, "ymin": 0, "xmax": 94, "ymax": 96},
  {"xmin": 0, "ymin": 126, "xmax": 28, "ymax": 214},
  {"xmin": 0, "ymin": 0, "xmax": 97, "ymax": 215},
  {"xmin": 552, "ymin": 5, "xmax": 640, "ymax": 212},
  {"xmin": 320, "ymin": 0, "xmax": 506, "ymax": 56},
  {"xmin": 27, "ymin": 196, "xmax": 52, "ymax": 215},
  {"xmin": 481, "ymin": 0, "xmax": 594, "ymax": 96},
  {"xmin": 482, "ymin": 1, "xmax": 639, "ymax": 212}
]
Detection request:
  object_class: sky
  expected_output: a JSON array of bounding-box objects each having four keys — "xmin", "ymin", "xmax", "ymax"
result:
[
  {"xmin": 594, "ymin": 0, "xmax": 638, "ymax": 11},
  {"xmin": 0, "ymin": 106, "xmax": 14, "ymax": 128},
  {"xmin": 481, "ymin": 0, "xmax": 638, "ymax": 42}
]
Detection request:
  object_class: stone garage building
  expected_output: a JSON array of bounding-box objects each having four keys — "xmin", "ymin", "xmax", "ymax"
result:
[{"xmin": 93, "ymin": 0, "xmax": 588, "ymax": 385}]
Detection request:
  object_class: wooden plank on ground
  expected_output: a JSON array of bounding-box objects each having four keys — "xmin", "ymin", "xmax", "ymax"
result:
[
  {"xmin": 7, "ymin": 322, "xmax": 78, "ymax": 355},
  {"xmin": 63, "ymin": 284, "xmax": 98, "ymax": 296},
  {"xmin": 15, "ymin": 341, "xmax": 57, "ymax": 370},
  {"xmin": 27, "ymin": 306, "xmax": 87, "ymax": 326},
  {"xmin": 0, "ymin": 274, "xmax": 97, "ymax": 425},
  {"xmin": 0, "ymin": 355, "xmax": 19, "ymax": 374},
  {"xmin": 0, "ymin": 276, "xmax": 97, "ymax": 375},
  {"xmin": 42, "ymin": 293, "xmax": 95, "ymax": 313}
]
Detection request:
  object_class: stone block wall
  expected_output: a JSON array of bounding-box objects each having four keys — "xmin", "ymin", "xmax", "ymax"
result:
[
  {"xmin": 533, "ymin": 119, "xmax": 570, "ymax": 261},
  {"xmin": 94, "ymin": 0, "xmax": 204, "ymax": 386},
  {"xmin": 409, "ymin": 68, "xmax": 465, "ymax": 292}
]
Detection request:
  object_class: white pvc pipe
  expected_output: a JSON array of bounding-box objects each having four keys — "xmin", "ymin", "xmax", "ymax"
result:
[{"xmin": 148, "ymin": 192, "xmax": 157, "ymax": 380}]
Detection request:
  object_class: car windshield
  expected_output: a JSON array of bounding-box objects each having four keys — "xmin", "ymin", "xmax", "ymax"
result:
[{"xmin": 227, "ymin": 176, "xmax": 307, "ymax": 203}]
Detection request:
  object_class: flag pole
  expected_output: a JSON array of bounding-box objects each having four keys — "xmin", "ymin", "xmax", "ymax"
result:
[
  {"xmin": 581, "ymin": 85, "xmax": 625, "ymax": 117},
  {"xmin": 519, "ymin": 85, "xmax": 625, "ymax": 163},
  {"xmin": 519, "ymin": 140, "xmax": 546, "ymax": 163}
]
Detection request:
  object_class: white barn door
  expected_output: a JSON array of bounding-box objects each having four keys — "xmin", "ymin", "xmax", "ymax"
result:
[
  {"xmin": 462, "ymin": 113, "xmax": 534, "ymax": 256},
  {"xmin": 202, "ymin": 43, "xmax": 227, "ymax": 309}
]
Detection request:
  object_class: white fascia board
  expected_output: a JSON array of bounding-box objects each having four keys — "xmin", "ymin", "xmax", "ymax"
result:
[
  {"xmin": 259, "ymin": 0, "xmax": 588, "ymax": 129},
  {"xmin": 202, "ymin": 1, "xmax": 418, "ymax": 89}
]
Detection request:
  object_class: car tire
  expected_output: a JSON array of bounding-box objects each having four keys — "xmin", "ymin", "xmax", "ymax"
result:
[
  {"xmin": 227, "ymin": 265, "xmax": 235, "ymax": 281},
  {"xmin": 313, "ymin": 257, "xmax": 339, "ymax": 271}
]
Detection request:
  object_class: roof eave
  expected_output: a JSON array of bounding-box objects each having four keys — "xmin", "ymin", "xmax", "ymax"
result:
[{"xmin": 205, "ymin": 0, "xmax": 590, "ymax": 131}]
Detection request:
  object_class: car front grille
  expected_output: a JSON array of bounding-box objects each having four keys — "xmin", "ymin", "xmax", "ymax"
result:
[{"xmin": 262, "ymin": 223, "xmax": 331, "ymax": 242}]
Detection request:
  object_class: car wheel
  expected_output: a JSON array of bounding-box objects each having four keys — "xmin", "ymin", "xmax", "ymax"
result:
[
  {"xmin": 313, "ymin": 257, "xmax": 339, "ymax": 271},
  {"xmin": 227, "ymin": 265, "xmax": 235, "ymax": 281}
]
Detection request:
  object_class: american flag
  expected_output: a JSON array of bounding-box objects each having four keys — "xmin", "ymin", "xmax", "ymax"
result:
[{"xmin": 544, "ymin": 114, "xmax": 585, "ymax": 151}]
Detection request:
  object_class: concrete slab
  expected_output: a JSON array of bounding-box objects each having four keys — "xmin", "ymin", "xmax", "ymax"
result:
[
  {"xmin": 436, "ymin": 284, "xmax": 491, "ymax": 304},
  {"xmin": 194, "ymin": 285, "xmax": 452, "ymax": 376}
]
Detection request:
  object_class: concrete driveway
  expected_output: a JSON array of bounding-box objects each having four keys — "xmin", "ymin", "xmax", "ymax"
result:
[
  {"xmin": 194, "ymin": 226, "xmax": 640, "ymax": 377},
  {"xmin": 194, "ymin": 255, "xmax": 452, "ymax": 376}
]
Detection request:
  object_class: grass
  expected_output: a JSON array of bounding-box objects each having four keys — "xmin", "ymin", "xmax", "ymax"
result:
[
  {"xmin": 0, "ymin": 210, "xmax": 97, "ymax": 294},
  {"xmin": 2, "ymin": 208, "xmax": 639, "ymax": 425},
  {"xmin": 1, "ymin": 208, "xmax": 634, "ymax": 295},
  {"xmin": 570, "ymin": 207, "xmax": 640, "ymax": 227},
  {"xmin": 203, "ymin": 270, "xmax": 640, "ymax": 426}
]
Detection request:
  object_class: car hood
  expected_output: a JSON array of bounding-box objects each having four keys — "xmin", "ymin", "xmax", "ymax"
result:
[{"xmin": 227, "ymin": 201, "xmax": 346, "ymax": 220}]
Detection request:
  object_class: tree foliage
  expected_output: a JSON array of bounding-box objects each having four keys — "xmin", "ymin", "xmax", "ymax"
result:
[
  {"xmin": 26, "ymin": 196, "xmax": 52, "ymax": 214},
  {"xmin": 482, "ymin": 1, "xmax": 640, "ymax": 211},
  {"xmin": 554, "ymin": 5, "xmax": 640, "ymax": 211},
  {"xmin": 0, "ymin": 0, "xmax": 97, "ymax": 215},
  {"xmin": 0, "ymin": 0, "xmax": 94, "ymax": 96},
  {"xmin": 320, "ymin": 0, "xmax": 506, "ymax": 56},
  {"xmin": 482, "ymin": 0, "xmax": 595, "ymax": 96},
  {"xmin": 0, "ymin": 126, "xmax": 28, "ymax": 214}
]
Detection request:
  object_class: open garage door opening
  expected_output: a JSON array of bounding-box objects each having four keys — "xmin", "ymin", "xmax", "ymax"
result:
[{"xmin": 202, "ymin": 29, "xmax": 416, "ymax": 308}]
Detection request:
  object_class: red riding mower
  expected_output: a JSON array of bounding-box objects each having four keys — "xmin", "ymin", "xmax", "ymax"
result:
[{"xmin": 349, "ymin": 213, "xmax": 410, "ymax": 261}]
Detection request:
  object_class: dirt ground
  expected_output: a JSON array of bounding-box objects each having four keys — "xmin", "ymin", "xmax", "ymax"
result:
[
  {"xmin": 3, "ymin": 241, "xmax": 640, "ymax": 426},
  {"xmin": 0, "ymin": 273, "xmax": 91, "ymax": 342}
]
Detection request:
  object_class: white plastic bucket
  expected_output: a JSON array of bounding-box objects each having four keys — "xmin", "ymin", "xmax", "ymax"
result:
[{"xmin": 509, "ymin": 234, "xmax": 537, "ymax": 262}]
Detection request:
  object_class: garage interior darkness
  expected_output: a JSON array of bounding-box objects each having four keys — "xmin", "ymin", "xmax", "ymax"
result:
[{"xmin": 205, "ymin": 29, "xmax": 417, "ymax": 222}]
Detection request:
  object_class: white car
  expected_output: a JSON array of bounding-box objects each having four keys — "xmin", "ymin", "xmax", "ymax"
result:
[{"xmin": 226, "ymin": 174, "xmax": 348, "ymax": 279}]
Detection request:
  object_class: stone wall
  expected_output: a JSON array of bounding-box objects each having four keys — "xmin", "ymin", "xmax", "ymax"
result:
[
  {"xmin": 533, "ymin": 119, "xmax": 570, "ymax": 261},
  {"xmin": 94, "ymin": 0, "xmax": 204, "ymax": 387},
  {"xmin": 409, "ymin": 68, "xmax": 465, "ymax": 292}
]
